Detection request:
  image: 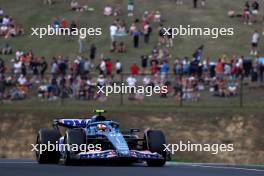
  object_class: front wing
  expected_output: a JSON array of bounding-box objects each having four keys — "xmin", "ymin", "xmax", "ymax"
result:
[{"xmin": 70, "ymin": 150, "xmax": 164, "ymax": 160}]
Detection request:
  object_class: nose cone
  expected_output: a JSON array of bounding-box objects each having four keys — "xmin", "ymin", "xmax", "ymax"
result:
[{"xmin": 106, "ymin": 132, "xmax": 130, "ymax": 156}]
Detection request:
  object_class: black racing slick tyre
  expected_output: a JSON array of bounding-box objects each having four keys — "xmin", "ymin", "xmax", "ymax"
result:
[
  {"xmin": 63, "ymin": 129, "xmax": 85, "ymax": 165},
  {"xmin": 144, "ymin": 130, "xmax": 167, "ymax": 167},
  {"xmin": 36, "ymin": 128, "xmax": 61, "ymax": 164}
]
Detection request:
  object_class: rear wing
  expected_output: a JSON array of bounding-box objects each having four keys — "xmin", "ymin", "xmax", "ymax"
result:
[{"xmin": 53, "ymin": 119, "xmax": 90, "ymax": 128}]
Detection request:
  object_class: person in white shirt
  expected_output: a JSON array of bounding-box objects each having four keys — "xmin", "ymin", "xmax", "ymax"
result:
[
  {"xmin": 126, "ymin": 76, "xmax": 137, "ymax": 86},
  {"xmin": 99, "ymin": 59, "xmax": 106, "ymax": 75},
  {"xmin": 109, "ymin": 23, "xmax": 118, "ymax": 42},
  {"xmin": 18, "ymin": 74, "xmax": 27, "ymax": 86},
  {"xmin": 115, "ymin": 60, "xmax": 122, "ymax": 74},
  {"xmin": 13, "ymin": 60, "xmax": 22, "ymax": 75},
  {"xmin": 0, "ymin": 8, "xmax": 4, "ymax": 16},
  {"xmin": 251, "ymin": 30, "xmax": 260, "ymax": 55},
  {"xmin": 2, "ymin": 16, "xmax": 10, "ymax": 26}
]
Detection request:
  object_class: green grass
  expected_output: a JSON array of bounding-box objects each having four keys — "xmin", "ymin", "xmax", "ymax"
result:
[{"xmin": 0, "ymin": 0, "xmax": 263, "ymax": 70}]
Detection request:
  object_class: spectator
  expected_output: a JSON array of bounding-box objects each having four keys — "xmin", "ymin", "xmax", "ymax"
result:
[
  {"xmin": 201, "ymin": 0, "xmax": 205, "ymax": 7},
  {"xmin": 40, "ymin": 57, "xmax": 48, "ymax": 80},
  {"xmin": 60, "ymin": 18, "xmax": 68, "ymax": 28},
  {"xmin": 0, "ymin": 58, "xmax": 5, "ymax": 74},
  {"xmin": 104, "ymin": 5, "xmax": 113, "ymax": 16},
  {"xmin": 132, "ymin": 29, "xmax": 140, "ymax": 48},
  {"xmin": 90, "ymin": 44, "xmax": 96, "ymax": 67},
  {"xmin": 109, "ymin": 23, "xmax": 118, "ymax": 43},
  {"xmin": 106, "ymin": 58, "xmax": 113, "ymax": 79},
  {"xmin": 115, "ymin": 60, "xmax": 122, "ymax": 75},
  {"xmin": 193, "ymin": 0, "xmax": 198, "ymax": 8},
  {"xmin": 127, "ymin": 0, "xmax": 134, "ymax": 16},
  {"xmin": 130, "ymin": 63, "xmax": 139, "ymax": 76},
  {"xmin": 252, "ymin": 1, "xmax": 259, "ymax": 23},
  {"xmin": 141, "ymin": 55, "xmax": 148, "ymax": 74},
  {"xmin": 78, "ymin": 35, "xmax": 85, "ymax": 53},
  {"xmin": 1, "ymin": 44, "xmax": 12, "ymax": 55},
  {"xmin": 250, "ymin": 30, "xmax": 260, "ymax": 55},
  {"xmin": 243, "ymin": 1, "xmax": 252, "ymax": 25},
  {"xmin": 143, "ymin": 21, "xmax": 151, "ymax": 44}
]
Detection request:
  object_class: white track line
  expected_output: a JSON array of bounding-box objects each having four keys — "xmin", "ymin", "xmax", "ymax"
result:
[{"xmin": 187, "ymin": 164, "xmax": 264, "ymax": 172}]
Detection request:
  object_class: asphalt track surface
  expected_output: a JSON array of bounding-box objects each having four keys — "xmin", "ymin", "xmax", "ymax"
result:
[{"xmin": 0, "ymin": 159, "xmax": 263, "ymax": 176}]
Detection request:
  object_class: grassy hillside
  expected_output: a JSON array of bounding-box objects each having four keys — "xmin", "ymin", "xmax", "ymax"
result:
[{"xmin": 0, "ymin": 0, "xmax": 263, "ymax": 70}]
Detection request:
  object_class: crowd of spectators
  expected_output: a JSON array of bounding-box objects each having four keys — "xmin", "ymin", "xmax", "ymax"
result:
[{"xmin": 0, "ymin": 1, "xmax": 264, "ymax": 103}]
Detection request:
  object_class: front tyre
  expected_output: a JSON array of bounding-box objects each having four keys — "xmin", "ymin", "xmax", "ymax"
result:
[
  {"xmin": 63, "ymin": 129, "xmax": 85, "ymax": 165},
  {"xmin": 144, "ymin": 130, "xmax": 167, "ymax": 167},
  {"xmin": 36, "ymin": 128, "xmax": 61, "ymax": 164}
]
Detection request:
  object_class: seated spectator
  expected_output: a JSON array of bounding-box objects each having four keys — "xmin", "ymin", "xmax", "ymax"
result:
[
  {"xmin": 113, "ymin": 4, "xmax": 122, "ymax": 16},
  {"xmin": 70, "ymin": 0, "xmax": 88, "ymax": 12},
  {"xmin": 104, "ymin": 5, "xmax": 113, "ymax": 16},
  {"xmin": 1, "ymin": 44, "xmax": 12, "ymax": 55},
  {"xmin": 0, "ymin": 8, "xmax": 3, "ymax": 16},
  {"xmin": 154, "ymin": 11, "xmax": 161, "ymax": 23},
  {"xmin": 117, "ymin": 42, "xmax": 127, "ymax": 53},
  {"xmin": 130, "ymin": 63, "xmax": 140, "ymax": 76}
]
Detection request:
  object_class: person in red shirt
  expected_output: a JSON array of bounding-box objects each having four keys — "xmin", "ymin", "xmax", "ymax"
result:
[
  {"xmin": 130, "ymin": 63, "xmax": 139, "ymax": 75},
  {"xmin": 215, "ymin": 58, "xmax": 223, "ymax": 78},
  {"xmin": 106, "ymin": 58, "xmax": 113, "ymax": 76},
  {"xmin": 60, "ymin": 18, "xmax": 68, "ymax": 28}
]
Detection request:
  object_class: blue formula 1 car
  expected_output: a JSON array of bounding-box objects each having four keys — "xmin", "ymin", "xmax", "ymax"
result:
[{"xmin": 36, "ymin": 110, "xmax": 170, "ymax": 166}]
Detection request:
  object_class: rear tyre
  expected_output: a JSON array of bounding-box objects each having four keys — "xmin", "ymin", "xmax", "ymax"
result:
[
  {"xmin": 144, "ymin": 130, "xmax": 167, "ymax": 167},
  {"xmin": 36, "ymin": 128, "xmax": 61, "ymax": 164},
  {"xmin": 63, "ymin": 129, "xmax": 85, "ymax": 165}
]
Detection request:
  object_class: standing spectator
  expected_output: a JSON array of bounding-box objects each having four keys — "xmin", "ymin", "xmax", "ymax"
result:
[
  {"xmin": 160, "ymin": 61, "xmax": 169, "ymax": 84},
  {"xmin": 215, "ymin": 58, "xmax": 223, "ymax": 79},
  {"xmin": 40, "ymin": 57, "xmax": 48, "ymax": 80},
  {"xmin": 193, "ymin": 0, "xmax": 198, "ymax": 8},
  {"xmin": 251, "ymin": 30, "xmax": 260, "ymax": 55},
  {"xmin": 259, "ymin": 61, "xmax": 264, "ymax": 82},
  {"xmin": 126, "ymin": 75, "xmax": 137, "ymax": 100},
  {"xmin": 109, "ymin": 23, "xmax": 118, "ymax": 47},
  {"xmin": 0, "ymin": 58, "xmax": 5, "ymax": 74},
  {"xmin": 99, "ymin": 59, "xmax": 106, "ymax": 75},
  {"xmin": 243, "ymin": 1, "xmax": 251, "ymax": 25},
  {"xmin": 115, "ymin": 59, "xmax": 122, "ymax": 82},
  {"xmin": 90, "ymin": 44, "xmax": 96, "ymax": 67},
  {"xmin": 127, "ymin": 0, "xmax": 134, "ymax": 16},
  {"xmin": 106, "ymin": 58, "xmax": 113, "ymax": 81},
  {"xmin": 141, "ymin": 55, "xmax": 148, "ymax": 74},
  {"xmin": 51, "ymin": 57, "xmax": 58, "ymax": 76},
  {"xmin": 115, "ymin": 60, "xmax": 122, "ymax": 75},
  {"xmin": 130, "ymin": 63, "xmax": 139, "ymax": 76},
  {"xmin": 143, "ymin": 21, "xmax": 151, "ymax": 44},
  {"xmin": 132, "ymin": 29, "xmax": 140, "ymax": 48},
  {"xmin": 201, "ymin": 0, "xmax": 205, "ymax": 7},
  {"xmin": 158, "ymin": 24, "xmax": 166, "ymax": 46},
  {"xmin": 252, "ymin": 1, "xmax": 259, "ymax": 23},
  {"xmin": 78, "ymin": 35, "xmax": 85, "ymax": 53}
]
